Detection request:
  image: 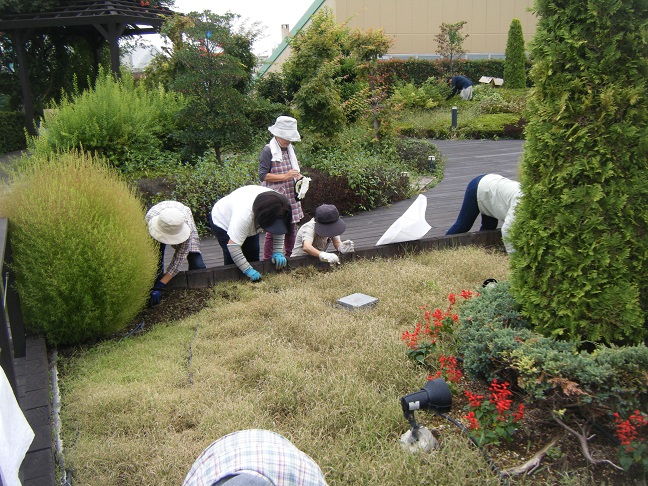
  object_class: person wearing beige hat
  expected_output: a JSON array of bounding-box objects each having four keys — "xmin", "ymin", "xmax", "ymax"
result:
[
  {"xmin": 145, "ymin": 201, "xmax": 206, "ymax": 305},
  {"xmin": 259, "ymin": 116, "xmax": 305, "ymax": 260}
]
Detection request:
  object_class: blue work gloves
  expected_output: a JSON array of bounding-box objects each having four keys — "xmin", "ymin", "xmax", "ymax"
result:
[
  {"xmin": 149, "ymin": 280, "xmax": 166, "ymax": 306},
  {"xmin": 243, "ymin": 268, "xmax": 262, "ymax": 282},
  {"xmin": 271, "ymin": 252, "xmax": 287, "ymax": 269}
]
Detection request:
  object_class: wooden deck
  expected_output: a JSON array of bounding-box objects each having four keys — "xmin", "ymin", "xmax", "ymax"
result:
[{"xmin": 13, "ymin": 139, "xmax": 523, "ymax": 483}]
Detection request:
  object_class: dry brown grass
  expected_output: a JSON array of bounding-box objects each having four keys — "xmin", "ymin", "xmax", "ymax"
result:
[{"xmin": 60, "ymin": 247, "xmax": 527, "ymax": 485}]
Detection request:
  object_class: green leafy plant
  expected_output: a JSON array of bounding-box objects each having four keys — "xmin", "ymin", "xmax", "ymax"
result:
[
  {"xmin": 463, "ymin": 379, "xmax": 525, "ymax": 447},
  {"xmin": 435, "ymin": 21, "xmax": 468, "ymax": 76},
  {"xmin": 171, "ymin": 150, "xmax": 259, "ymax": 235},
  {"xmin": 29, "ymin": 69, "xmax": 187, "ymax": 170},
  {"xmin": 0, "ymin": 150, "xmax": 158, "ymax": 346}
]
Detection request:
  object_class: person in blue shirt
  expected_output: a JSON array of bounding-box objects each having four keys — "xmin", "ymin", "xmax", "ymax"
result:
[{"xmin": 446, "ymin": 75, "xmax": 473, "ymax": 100}]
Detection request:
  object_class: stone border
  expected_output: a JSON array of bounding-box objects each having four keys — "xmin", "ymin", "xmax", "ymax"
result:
[{"xmin": 168, "ymin": 230, "xmax": 504, "ymax": 289}]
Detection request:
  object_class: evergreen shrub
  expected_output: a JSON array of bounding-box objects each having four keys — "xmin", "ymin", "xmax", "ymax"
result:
[
  {"xmin": 171, "ymin": 151, "xmax": 259, "ymax": 235},
  {"xmin": 394, "ymin": 137, "xmax": 442, "ymax": 174},
  {"xmin": 0, "ymin": 111, "xmax": 27, "ymax": 153},
  {"xmin": 299, "ymin": 126, "xmax": 413, "ymax": 215},
  {"xmin": 0, "ymin": 151, "xmax": 158, "ymax": 346},
  {"xmin": 29, "ymin": 70, "xmax": 187, "ymax": 170},
  {"xmin": 503, "ymin": 18, "xmax": 527, "ymax": 89},
  {"xmin": 457, "ymin": 283, "xmax": 648, "ymax": 415},
  {"xmin": 509, "ymin": 0, "xmax": 648, "ymax": 345}
]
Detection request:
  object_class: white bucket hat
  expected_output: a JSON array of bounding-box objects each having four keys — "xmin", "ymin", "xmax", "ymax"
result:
[
  {"xmin": 148, "ymin": 207, "xmax": 191, "ymax": 245},
  {"xmin": 268, "ymin": 116, "xmax": 301, "ymax": 142}
]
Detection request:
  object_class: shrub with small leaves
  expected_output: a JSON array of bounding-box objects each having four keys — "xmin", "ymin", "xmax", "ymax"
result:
[
  {"xmin": 0, "ymin": 151, "xmax": 158, "ymax": 346},
  {"xmin": 457, "ymin": 282, "xmax": 648, "ymax": 414}
]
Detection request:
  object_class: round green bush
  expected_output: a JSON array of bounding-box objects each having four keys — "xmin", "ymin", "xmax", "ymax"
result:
[{"xmin": 0, "ymin": 151, "xmax": 158, "ymax": 346}]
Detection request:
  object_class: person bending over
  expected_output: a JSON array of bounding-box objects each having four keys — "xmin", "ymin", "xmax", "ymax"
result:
[
  {"xmin": 446, "ymin": 173, "xmax": 522, "ymax": 253},
  {"xmin": 291, "ymin": 204, "xmax": 354, "ymax": 265},
  {"xmin": 210, "ymin": 185, "xmax": 291, "ymax": 281},
  {"xmin": 446, "ymin": 75, "xmax": 473, "ymax": 101},
  {"xmin": 145, "ymin": 201, "xmax": 206, "ymax": 305}
]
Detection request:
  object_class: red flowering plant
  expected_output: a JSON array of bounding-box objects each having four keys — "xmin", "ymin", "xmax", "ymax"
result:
[
  {"xmin": 428, "ymin": 354, "xmax": 463, "ymax": 392},
  {"xmin": 401, "ymin": 290, "xmax": 477, "ymax": 365},
  {"xmin": 613, "ymin": 410, "xmax": 648, "ymax": 472},
  {"xmin": 463, "ymin": 379, "xmax": 525, "ymax": 447}
]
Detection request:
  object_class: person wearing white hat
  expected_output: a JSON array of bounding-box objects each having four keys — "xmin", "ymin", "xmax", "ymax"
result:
[
  {"xmin": 291, "ymin": 204, "xmax": 354, "ymax": 265},
  {"xmin": 259, "ymin": 116, "xmax": 305, "ymax": 260},
  {"xmin": 145, "ymin": 201, "xmax": 206, "ymax": 305}
]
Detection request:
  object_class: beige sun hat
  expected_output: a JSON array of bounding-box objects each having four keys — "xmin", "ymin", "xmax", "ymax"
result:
[
  {"xmin": 268, "ymin": 116, "xmax": 301, "ymax": 142},
  {"xmin": 148, "ymin": 207, "xmax": 191, "ymax": 245}
]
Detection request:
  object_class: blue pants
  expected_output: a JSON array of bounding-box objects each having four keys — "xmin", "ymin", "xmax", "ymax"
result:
[
  {"xmin": 446, "ymin": 174, "xmax": 498, "ymax": 235},
  {"xmin": 210, "ymin": 220, "xmax": 260, "ymax": 266}
]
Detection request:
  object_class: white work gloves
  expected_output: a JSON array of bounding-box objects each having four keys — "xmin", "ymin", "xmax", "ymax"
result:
[
  {"xmin": 319, "ymin": 252, "xmax": 340, "ymax": 265},
  {"xmin": 295, "ymin": 177, "xmax": 312, "ymax": 200},
  {"xmin": 338, "ymin": 240, "xmax": 355, "ymax": 254}
]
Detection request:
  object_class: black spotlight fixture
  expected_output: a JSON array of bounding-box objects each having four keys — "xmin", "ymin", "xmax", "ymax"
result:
[{"xmin": 400, "ymin": 378, "xmax": 452, "ymax": 439}]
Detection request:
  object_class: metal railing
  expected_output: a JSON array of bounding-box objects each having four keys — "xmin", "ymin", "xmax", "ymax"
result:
[{"xmin": 1, "ymin": 218, "xmax": 26, "ymax": 397}]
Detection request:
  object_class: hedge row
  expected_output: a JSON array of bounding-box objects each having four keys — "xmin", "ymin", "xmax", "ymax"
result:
[
  {"xmin": 0, "ymin": 111, "xmax": 27, "ymax": 154},
  {"xmin": 376, "ymin": 58, "xmax": 532, "ymax": 88}
]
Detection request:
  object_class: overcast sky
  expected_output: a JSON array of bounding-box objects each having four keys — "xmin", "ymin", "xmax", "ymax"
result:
[{"xmin": 146, "ymin": 0, "xmax": 313, "ymax": 57}]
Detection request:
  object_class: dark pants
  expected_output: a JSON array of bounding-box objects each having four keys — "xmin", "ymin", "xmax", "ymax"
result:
[
  {"xmin": 157, "ymin": 244, "xmax": 206, "ymax": 279},
  {"xmin": 263, "ymin": 223, "xmax": 297, "ymax": 260},
  {"xmin": 446, "ymin": 174, "xmax": 498, "ymax": 235},
  {"xmin": 210, "ymin": 221, "xmax": 260, "ymax": 265}
]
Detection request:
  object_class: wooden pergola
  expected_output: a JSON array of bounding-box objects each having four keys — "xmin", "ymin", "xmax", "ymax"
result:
[{"xmin": 0, "ymin": 0, "xmax": 176, "ymax": 134}]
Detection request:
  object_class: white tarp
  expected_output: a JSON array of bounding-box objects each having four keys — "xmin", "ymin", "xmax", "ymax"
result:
[
  {"xmin": 0, "ymin": 366, "xmax": 34, "ymax": 486},
  {"xmin": 376, "ymin": 194, "xmax": 431, "ymax": 246}
]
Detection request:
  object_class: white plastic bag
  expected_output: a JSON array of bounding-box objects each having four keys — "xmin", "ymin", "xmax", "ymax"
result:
[
  {"xmin": 0, "ymin": 368, "xmax": 34, "ymax": 486},
  {"xmin": 376, "ymin": 194, "xmax": 431, "ymax": 246}
]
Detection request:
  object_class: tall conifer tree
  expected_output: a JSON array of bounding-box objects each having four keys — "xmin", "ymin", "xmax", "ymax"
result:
[
  {"xmin": 510, "ymin": 0, "xmax": 648, "ymax": 345},
  {"xmin": 503, "ymin": 18, "xmax": 526, "ymax": 88}
]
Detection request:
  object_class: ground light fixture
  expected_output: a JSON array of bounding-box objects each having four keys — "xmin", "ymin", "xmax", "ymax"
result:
[
  {"xmin": 400, "ymin": 378, "xmax": 506, "ymax": 479},
  {"xmin": 400, "ymin": 378, "xmax": 452, "ymax": 441}
]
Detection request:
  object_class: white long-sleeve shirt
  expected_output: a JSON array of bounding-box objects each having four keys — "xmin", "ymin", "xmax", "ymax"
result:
[{"xmin": 477, "ymin": 174, "xmax": 522, "ymax": 253}]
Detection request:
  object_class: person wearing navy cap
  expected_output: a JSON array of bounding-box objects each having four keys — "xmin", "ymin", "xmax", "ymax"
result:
[{"xmin": 291, "ymin": 204, "xmax": 354, "ymax": 265}]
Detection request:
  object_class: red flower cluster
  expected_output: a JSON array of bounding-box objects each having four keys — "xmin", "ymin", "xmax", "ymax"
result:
[
  {"xmin": 465, "ymin": 411, "xmax": 480, "ymax": 430},
  {"xmin": 465, "ymin": 390, "xmax": 484, "ymax": 408},
  {"xmin": 401, "ymin": 290, "xmax": 477, "ymax": 350},
  {"xmin": 462, "ymin": 379, "xmax": 525, "ymax": 444},
  {"xmin": 428, "ymin": 354, "xmax": 463, "ymax": 383},
  {"xmin": 490, "ymin": 379, "xmax": 514, "ymax": 419},
  {"xmin": 614, "ymin": 410, "xmax": 648, "ymax": 450}
]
